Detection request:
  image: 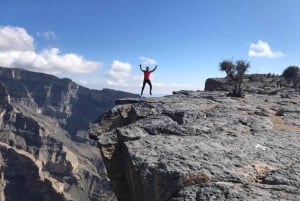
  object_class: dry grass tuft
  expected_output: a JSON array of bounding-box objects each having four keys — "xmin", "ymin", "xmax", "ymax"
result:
[
  {"xmin": 199, "ymin": 103, "xmax": 219, "ymax": 111},
  {"xmin": 182, "ymin": 172, "xmax": 211, "ymax": 187},
  {"xmin": 271, "ymin": 116, "xmax": 300, "ymax": 132},
  {"xmin": 253, "ymin": 164, "xmax": 277, "ymax": 183}
]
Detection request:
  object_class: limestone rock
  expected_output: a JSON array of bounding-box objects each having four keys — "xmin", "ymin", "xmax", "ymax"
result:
[{"xmin": 90, "ymin": 90, "xmax": 300, "ymax": 201}]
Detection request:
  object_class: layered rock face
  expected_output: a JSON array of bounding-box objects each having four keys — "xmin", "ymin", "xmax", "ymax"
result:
[
  {"xmin": 0, "ymin": 67, "xmax": 138, "ymax": 139},
  {"xmin": 90, "ymin": 89, "xmax": 300, "ymax": 201},
  {"xmin": 0, "ymin": 67, "xmax": 139, "ymax": 201}
]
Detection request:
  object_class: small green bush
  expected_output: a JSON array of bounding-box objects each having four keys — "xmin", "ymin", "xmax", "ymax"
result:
[{"xmin": 219, "ymin": 59, "xmax": 250, "ymax": 97}]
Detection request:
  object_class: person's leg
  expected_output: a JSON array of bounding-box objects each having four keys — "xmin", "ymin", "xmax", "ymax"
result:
[
  {"xmin": 148, "ymin": 80, "xmax": 152, "ymax": 95},
  {"xmin": 141, "ymin": 80, "xmax": 146, "ymax": 96}
]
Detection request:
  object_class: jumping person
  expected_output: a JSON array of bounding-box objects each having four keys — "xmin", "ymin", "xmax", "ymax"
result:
[{"xmin": 140, "ymin": 64, "xmax": 157, "ymax": 96}]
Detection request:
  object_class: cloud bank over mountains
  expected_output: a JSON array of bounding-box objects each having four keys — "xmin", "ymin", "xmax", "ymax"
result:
[{"xmin": 0, "ymin": 26, "xmax": 101, "ymax": 74}]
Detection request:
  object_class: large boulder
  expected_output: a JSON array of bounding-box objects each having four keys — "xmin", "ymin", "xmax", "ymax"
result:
[{"xmin": 204, "ymin": 78, "xmax": 230, "ymax": 91}]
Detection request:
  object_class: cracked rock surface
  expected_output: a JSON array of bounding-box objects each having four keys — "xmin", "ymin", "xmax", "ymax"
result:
[{"xmin": 90, "ymin": 90, "xmax": 300, "ymax": 201}]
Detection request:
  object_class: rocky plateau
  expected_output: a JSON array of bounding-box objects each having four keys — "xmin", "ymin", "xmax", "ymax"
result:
[{"xmin": 90, "ymin": 75, "xmax": 300, "ymax": 201}]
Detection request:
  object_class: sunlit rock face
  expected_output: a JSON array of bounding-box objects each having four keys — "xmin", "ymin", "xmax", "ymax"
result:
[
  {"xmin": 90, "ymin": 89, "xmax": 300, "ymax": 201},
  {"xmin": 0, "ymin": 67, "xmax": 139, "ymax": 201}
]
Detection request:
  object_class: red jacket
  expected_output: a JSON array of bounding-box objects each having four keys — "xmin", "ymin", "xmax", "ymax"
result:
[{"xmin": 144, "ymin": 71, "xmax": 151, "ymax": 80}]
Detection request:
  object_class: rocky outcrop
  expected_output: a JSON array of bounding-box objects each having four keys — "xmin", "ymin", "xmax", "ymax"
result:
[
  {"xmin": 0, "ymin": 67, "xmax": 139, "ymax": 201},
  {"xmin": 205, "ymin": 74, "xmax": 289, "ymax": 95},
  {"xmin": 204, "ymin": 78, "xmax": 230, "ymax": 92},
  {"xmin": 90, "ymin": 90, "xmax": 300, "ymax": 201}
]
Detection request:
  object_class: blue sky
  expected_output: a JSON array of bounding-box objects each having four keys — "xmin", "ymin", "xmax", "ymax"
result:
[{"xmin": 1, "ymin": 0, "xmax": 300, "ymax": 95}]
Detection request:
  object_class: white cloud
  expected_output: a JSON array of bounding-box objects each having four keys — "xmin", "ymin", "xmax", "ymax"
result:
[
  {"xmin": 107, "ymin": 60, "xmax": 133, "ymax": 86},
  {"xmin": 139, "ymin": 56, "xmax": 157, "ymax": 66},
  {"xmin": 0, "ymin": 26, "xmax": 101, "ymax": 74},
  {"xmin": 0, "ymin": 26, "xmax": 34, "ymax": 51},
  {"xmin": 79, "ymin": 80, "xmax": 88, "ymax": 85},
  {"xmin": 37, "ymin": 31, "xmax": 56, "ymax": 40},
  {"xmin": 248, "ymin": 40, "xmax": 284, "ymax": 58}
]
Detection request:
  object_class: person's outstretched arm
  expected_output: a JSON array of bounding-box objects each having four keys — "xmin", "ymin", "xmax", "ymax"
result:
[
  {"xmin": 139, "ymin": 64, "xmax": 144, "ymax": 72},
  {"xmin": 151, "ymin": 65, "xmax": 157, "ymax": 72}
]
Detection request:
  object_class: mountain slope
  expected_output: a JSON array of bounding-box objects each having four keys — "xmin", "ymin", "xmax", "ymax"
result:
[{"xmin": 0, "ymin": 66, "xmax": 139, "ymax": 139}]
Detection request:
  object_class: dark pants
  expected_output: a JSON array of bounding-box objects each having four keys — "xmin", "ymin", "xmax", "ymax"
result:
[{"xmin": 141, "ymin": 79, "xmax": 152, "ymax": 95}]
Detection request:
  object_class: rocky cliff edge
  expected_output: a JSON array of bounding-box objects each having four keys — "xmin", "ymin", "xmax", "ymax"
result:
[{"xmin": 90, "ymin": 90, "xmax": 300, "ymax": 201}]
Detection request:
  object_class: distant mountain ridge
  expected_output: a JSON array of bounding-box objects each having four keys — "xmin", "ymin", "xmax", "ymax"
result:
[
  {"xmin": 0, "ymin": 66, "xmax": 139, "ymax": 201},
  {"xmin": 0, "ymin": 66, "xmax": 139, "ymax": 140}
]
